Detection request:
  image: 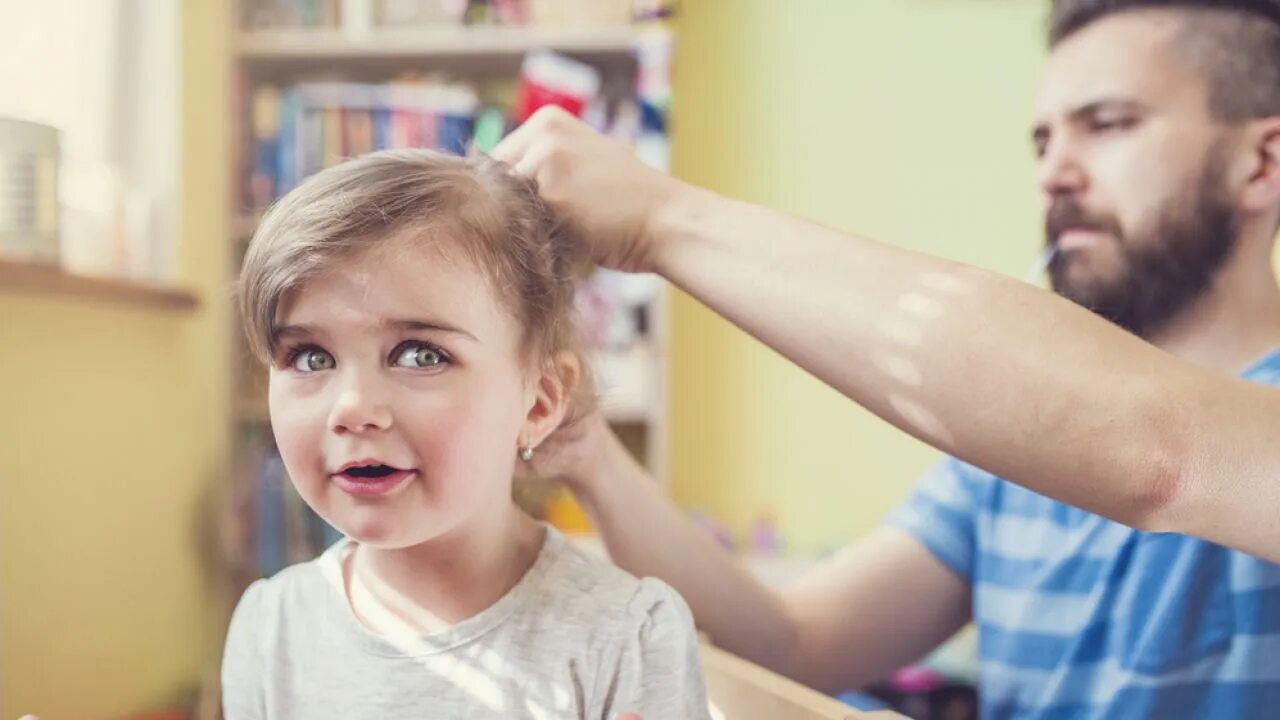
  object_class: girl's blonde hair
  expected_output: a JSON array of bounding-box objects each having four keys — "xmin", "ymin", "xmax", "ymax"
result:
[{"xmin": 238, "ymin": 148, "xmax": 589, "ymax": 410}]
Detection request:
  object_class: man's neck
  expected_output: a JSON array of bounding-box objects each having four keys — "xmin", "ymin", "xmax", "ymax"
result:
[{"xmin": 1145, "ymin": 253, "xmax": 1280, "ymax": 374}]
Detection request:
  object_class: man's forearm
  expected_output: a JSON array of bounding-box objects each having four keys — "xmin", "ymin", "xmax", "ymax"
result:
[{"xmin": 649, "ymin": 187, "xmax": 1279, "ymax": 556}]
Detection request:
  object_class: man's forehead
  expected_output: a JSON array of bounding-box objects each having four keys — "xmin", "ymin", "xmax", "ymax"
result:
[{"xmin": 1036, "ymin": 10, "xmax": 1199, "ymax": 118}]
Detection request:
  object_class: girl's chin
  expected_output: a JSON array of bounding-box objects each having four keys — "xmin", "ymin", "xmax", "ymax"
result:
[{"xmin": 333, "ymin": 512, "xmax": 454, "ymax": 550}]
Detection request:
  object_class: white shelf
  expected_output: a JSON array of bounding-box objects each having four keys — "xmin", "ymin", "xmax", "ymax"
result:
[{"xmin": 236, "ymin": 26, "xmax": 640, "ymax": 60}]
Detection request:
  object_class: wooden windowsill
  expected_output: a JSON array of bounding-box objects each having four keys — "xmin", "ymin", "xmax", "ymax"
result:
[{"xmin": 0, "ymin": 258, "xmax": 199, "ymax": 311}]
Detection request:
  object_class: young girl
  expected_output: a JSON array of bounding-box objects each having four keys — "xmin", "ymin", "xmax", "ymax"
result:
[{"xmin": 224, "ymin": 149, "xmax": 710, "ymax": 720}]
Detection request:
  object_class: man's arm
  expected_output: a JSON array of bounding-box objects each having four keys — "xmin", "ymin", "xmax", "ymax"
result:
[
  {"xmin": 546, "ymin": 416, "xmax": 971, "ymax": 693},
  {"xmin": 648, "ymin": 187, "xmax": 1280, "ymax": 554},
  {"xmin": 496, "ymin": 108, "xmax": 1280, "ymax": 562}
]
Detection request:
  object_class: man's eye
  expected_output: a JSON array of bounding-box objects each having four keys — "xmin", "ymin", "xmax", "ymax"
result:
[{"xmin": 1091, "ymin": 117, "xmax": 1137, "ymax": 133}]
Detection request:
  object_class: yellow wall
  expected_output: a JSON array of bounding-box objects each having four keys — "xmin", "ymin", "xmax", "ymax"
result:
[
  {"xmin": 667, "ymin": 0, "xmax": 1049, "ymax": 552},
  {"xmin": 0, "ymin": 2, "xmax": 230, "ymax": 717}
]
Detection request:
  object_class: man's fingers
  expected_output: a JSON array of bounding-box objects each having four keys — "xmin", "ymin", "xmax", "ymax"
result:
[
  {"xmin": 490, "ymin": 118, "xmax": 534, "ymax": 166},
  {"xmin": 493, "ymin": 105, "xmax": 578, "ymax": 168},
  {"xmin": 492, "ymin": 106, "xmax": 563, "ymax": 163},
  {"xmin": 511, "ymin": 145, "xmax": 548, "ymax": 182}
]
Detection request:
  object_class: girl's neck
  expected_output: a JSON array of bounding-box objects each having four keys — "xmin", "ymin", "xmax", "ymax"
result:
[{"xmin": 346, "ymin": 505, "xmax": 545, "ymax": 636}]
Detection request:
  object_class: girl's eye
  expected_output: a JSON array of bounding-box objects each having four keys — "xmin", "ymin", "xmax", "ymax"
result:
[
  {"xmin": 392, "ymin": 341, "xmax": 449, "ymax": 369},
  {"xmin": 289, "ymin": 347, "xmax": 335, "ymax": 373}
]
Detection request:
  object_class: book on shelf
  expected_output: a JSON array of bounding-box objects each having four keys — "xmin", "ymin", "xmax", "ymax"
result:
[
  {"xmin": 241, "ymin": 426, "xmax": 343, "ymax": 578},
  {"xmin": 243, "ymin": 74, "xmax": 668, "ymax": 212},
  {"xmin": 247, "ymin": 77, "xmax": 480, "ymax": 209},
  {"xmin": 245, "ymin": 0, "xmax": 342, "ymax": 29}
]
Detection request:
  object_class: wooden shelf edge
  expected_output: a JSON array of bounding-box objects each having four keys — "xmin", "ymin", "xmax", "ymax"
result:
[
  {"xmin": 0, "ymin": 258, "xmax": 199, "ymax": 311},
  {"xmin": 235, "ymin": 25, "xmax": 640, "ymax": 59}
]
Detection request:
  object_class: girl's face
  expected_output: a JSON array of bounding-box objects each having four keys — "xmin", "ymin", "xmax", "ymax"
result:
[{"xmin": 268, "ymin": 235, "xmax": 560, "ymax": 548}]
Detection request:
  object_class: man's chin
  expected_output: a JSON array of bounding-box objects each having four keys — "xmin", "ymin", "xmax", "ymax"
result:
[
  {"xmin": 1051, "ymin": 257, "xmax": 1128, "ymax": 301},
  {"xmin": 1051, "ymin": 276, "xmax": 1125, "ymax": 312}
]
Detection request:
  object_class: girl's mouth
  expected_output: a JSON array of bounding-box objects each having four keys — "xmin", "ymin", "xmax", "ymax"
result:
[{"xmin": 332, "ymin": 463, "xmax": 417, "ymax": 496}]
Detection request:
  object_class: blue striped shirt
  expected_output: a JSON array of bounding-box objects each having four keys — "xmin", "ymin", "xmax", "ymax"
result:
[{"xmin": 888, "ymin": 348, "xmax": 1280, "ymax": 719}]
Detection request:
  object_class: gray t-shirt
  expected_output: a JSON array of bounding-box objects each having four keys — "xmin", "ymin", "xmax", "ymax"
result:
[{"xmin": 222, "ymin": 526, "xmax": 711, "ymax": 719}]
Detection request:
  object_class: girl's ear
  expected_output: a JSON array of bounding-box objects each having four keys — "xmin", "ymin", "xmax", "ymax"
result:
[{"xmin": 520, "ymin": 351, "xmax": 582, "ymax": 452}]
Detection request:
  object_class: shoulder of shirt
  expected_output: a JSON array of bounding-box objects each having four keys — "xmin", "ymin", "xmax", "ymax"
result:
[
  {"xmin": 541, "ymin": 530, "xmax": 692, "ymax": 635},
  {"xmin": 225, "ymin": 546, "xmax": 346, "ymax": 666},
  {"xmin": 233, "ymin": 542, "xmax": 343, "ymax": 624}
]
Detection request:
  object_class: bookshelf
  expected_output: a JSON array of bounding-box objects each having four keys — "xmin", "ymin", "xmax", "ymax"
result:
[
  {"xmin": 205, "ymin": 4, "xmax": 675, "ymax": 715},
  {"xmin": 223, "ymin": 0, "xmax": 674, "ymax": 595}
]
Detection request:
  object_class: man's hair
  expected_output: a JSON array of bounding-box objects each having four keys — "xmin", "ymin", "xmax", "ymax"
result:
[{"xmin": 1050, "ymin": 0, "xmax": 1280, "ymax": 121}]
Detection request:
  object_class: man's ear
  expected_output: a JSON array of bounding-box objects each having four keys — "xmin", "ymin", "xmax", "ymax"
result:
[
  {"xmin": 1234, "ymin": 118, "xmax": 1280, "ymax": 214},
  {"xmin": 519, "ymin": 351, "xmax": 582, "ymax": 452}
]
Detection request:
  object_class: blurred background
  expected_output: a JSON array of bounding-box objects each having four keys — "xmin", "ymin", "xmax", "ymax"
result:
[{"xmin": 0, "ymin": 1, "xmax": 1052, "ymax": 718}]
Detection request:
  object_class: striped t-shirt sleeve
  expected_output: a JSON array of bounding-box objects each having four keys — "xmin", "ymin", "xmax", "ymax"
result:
[{"xmin": 885, "ymin": 458, "xmax": 984, "ymax": 581}]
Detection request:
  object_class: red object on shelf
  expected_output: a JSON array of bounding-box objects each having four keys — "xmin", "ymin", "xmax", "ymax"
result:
[
  {"xmin": 513, "ymin": 50, "xmax": 601, "ymax": 123},
  {"xmin": 514, "ymin": 80, "xmax": 588, "ymax": 122}
]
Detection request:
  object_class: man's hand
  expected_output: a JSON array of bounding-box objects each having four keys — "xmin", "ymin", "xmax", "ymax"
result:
[{"xmin": 492, "ymin": 106, "xmax": 696, "ymax": 274}]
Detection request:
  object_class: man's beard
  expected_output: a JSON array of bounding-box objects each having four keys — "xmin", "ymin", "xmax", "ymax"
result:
[{"xmin": 1045, "ymin": 162, "xmax": 1238, "ymax": 338}]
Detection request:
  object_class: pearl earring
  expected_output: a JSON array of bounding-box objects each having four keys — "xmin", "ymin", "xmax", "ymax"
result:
[{"xmin": 519, "ymin": 445, "xmax": 535, "ymax": 462}]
